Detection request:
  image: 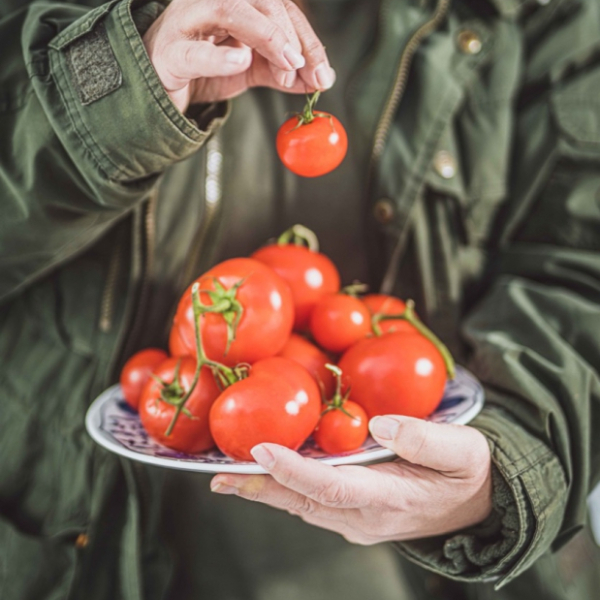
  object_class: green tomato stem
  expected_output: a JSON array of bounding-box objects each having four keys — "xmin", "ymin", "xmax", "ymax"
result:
[{"xmin": 371, "ymin": 299, "xmax": 456, "ymax": 379}]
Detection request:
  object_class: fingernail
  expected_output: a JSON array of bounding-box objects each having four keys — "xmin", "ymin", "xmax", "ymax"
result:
[
  {"xmin": 283, "ymin": 44, "xmax": 305, "ymax": 70},
  {"xmin": 369, "ymin": 416, "xmax": 399, "ymax": 441},
  {"xmin": 211, "ymin": 481, "xmax": 239, "ymax": 495},
  {"xmin": 251, "ymin": 445, "xmax": 276, "ymax": 469},
  {"xmin": 315, "ymin": 64, "xmax": 335, "ymax": 90},
  {"xmin": 226, "ymin": 49, "xmax": 248, "ymax": 65},
  {"xmin": 282, "ymin": 70, "xmax": 296, "ymax": 89}
]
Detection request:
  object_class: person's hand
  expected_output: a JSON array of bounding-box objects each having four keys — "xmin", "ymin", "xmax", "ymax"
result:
[
  {"xmin": 211, "ymin": 416, "xmax": 493, "ymax": 544},
  {"xmin": 143, "ymin": 0, "xmax": 335, "ymax": 112}
]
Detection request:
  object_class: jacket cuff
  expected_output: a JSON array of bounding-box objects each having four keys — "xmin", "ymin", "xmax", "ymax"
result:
[
  {"xmin": 46, "ymin": 0, "xmax": 228, "ymax": 184},
  {"xmin": 395, "ymin": 402, "xmax": 568, "ymax": 589}
]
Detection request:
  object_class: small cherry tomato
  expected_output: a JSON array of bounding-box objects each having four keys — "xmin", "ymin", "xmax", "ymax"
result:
[
  {"xmin": 338, "ymin": 332, "xmax": 447, "ymax": 419},
  {"xmin": 139, "ymin": 357, "xmax": 220, "ymax": 453},
  {"xmin": 362, "ymin": 294, "xmax": 414, "ymax": 335},
  {"xmin": 310, "ymin": 294, "xmax": 372, "ymax": 353},
  {"xmin": 314, "ymin": 400, "xmax": 368, "ymax": 455},
  {"xmin": 209, "ymin": 357, "xmax": 321, "ymax": 461},
  {"xmin": 276, "ymin": 93, "xmax": 347, "ymax": 178},
  {"xmin": 277, "ymin": 333, "xmax": 335, "ymax": 398},
  {"xmin": 174, "ymin": 258, "xmax": 294, "ymax": 366},
  {"xmin": 252, "ymin": 226, "xmax": 340, "ymax": 330},
  {"xmin": 120, "ymin": 348, "xmax": 168, "ymax": 410}
]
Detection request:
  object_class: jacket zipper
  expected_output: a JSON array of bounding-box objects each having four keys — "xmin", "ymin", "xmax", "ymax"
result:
[
  {"xmin": 98, "ymin": 235, "xmax": 122, "ymax": 333},
  {"xmin": 368, "ymin": 0, "xmax": 451, "ymax": 181}
]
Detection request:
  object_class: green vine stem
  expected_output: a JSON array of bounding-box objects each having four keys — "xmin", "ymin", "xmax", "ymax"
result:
[
  {"xmin": 320, "ymin": 364, "xmax": 358, "ymax": 421},
  {"xmin": 277, "ymin": 224, "xmax": 319, "ymax": 252},
  {"xmin": 341, "ymin": 282, "xmax": 369, "ymax": 297},
  {"xmin": 286, "ymin": 91, "xmax": 334, "ymax": 134},
  {"xmin": 164, "ymin": 283, "xmax": 241, "ymax": 437},
  {"xmin": 371, "ymin": 299, "xmax": 456, "ymax": 380}
]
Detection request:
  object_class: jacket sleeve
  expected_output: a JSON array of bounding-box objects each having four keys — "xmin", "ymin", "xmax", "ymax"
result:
[{"xmin": 0, "ymin": 0, "xmax": 228, "ymax": 303}]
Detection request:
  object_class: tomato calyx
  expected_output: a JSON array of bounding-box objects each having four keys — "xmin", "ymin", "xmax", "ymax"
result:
[
  {"xmin": 320, "ymin": 364, "xmax": 358, "ymax": 421},
  {"xmin": 288, "ymin": 91, "xmax": 334, "ymax": 133},
  {"xmin": 277, "ymin": 224, "xmax": 319, "ymax": 252},
  {"xmin": 197, "ymin": 277, "xmax": 245, "ymax": 355},
  {"xmin": 164, "ymin": 283, "xmax": 242, "ymax": 436},
  {"xmin": 150, "ymin": 361, "xmax": 196, "ymax": 421},
  {"xmin": 371, "ymin": 299, "xmax": 456, "ymax": 379}
]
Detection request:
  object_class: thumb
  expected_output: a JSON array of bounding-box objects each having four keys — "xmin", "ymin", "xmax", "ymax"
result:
[{"xmin": 369, "ymin": 415, "xmax": 488, "ymax": 475}]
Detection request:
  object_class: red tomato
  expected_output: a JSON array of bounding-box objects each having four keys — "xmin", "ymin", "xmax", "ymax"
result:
[
  {"xmin": 276, "ymin": 113, "xmax": 348, "ymax": 178},
  {"xmin": 174, "ymin": 258, "xmax": 294, "ymax": 366},
  {"xmin": 362, "ymin": 294, "xmax": 414, "ymax": 335},
  {"xmin": 169, "ymin": 323, "xmax": 191, "ymax": 358},
  {"xmin": 252, "ymin": 244, "xmax": 340, "ymax": 331},
  {"xmin": 120, "ymin": 348, "xmax": 168, "ymax": 410},
  {"xmin": 338, "ymin": 332, "xmax": 446, "ymax": 419},
  {"xmin": 209, "ymin": 357, "xmax": 321, "ymax": 461},
  {"xmin": 139, "ymin": 357, "xmax": 220, "ymax": 453},
  {"xmin": 310, "ymin": 294, "xmax": 372, "ymax": 353},
  {"xmin": 313, "ymin": 400, "xmax": 368, "ymax": 455},
  {"xmin": 277, "ymin": 334, "xmax": 335, "ymax": 397}
]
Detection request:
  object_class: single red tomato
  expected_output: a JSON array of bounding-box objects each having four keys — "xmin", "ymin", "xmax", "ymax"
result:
[
  {"xmin": 120, "ymin": 348, "xmax": 168, "ymax": 410},
  {"xmin": 310, "ymin": 294, "xmax": 372, "ymax": 353},
  {"xmin": 338, "ymin": 332, "xmax": 447, "ymax": 419},
  {"xmin": 174, "ymin": 258, "xmax": 294, "ymax": 366},
  {"xmin": 362, "ymin": 294, "xmax": 414, "ymax": 335},
  {"xmin": 209, "ymin": 357, "xmax": 321, "ymax": 461},
  {"xmin": 169, "ymin": 322, "xmax": 192, "ymax": 358},
  {"xmin": 313, "ymin": 400, "xmax": 368, "ymax": 455},
  {"xmin": 276, "ymin": 113, "xmax": 348, "ymax": 178},
  {"xmin": 139, "ymin": 357, "xmax": 220, "ymax": 453},
  {"xmin": 277, "ymin": 333, "xmax": 335, "ymax": 397},
  {"xmin": 252, "ymin": 243, "xmax": 340, "ymax": 331}
]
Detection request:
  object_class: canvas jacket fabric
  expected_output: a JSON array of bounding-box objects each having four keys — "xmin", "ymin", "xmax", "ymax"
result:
[{"xmin": 1, "ymin": 0, "xmax": 600, "ymax": 599}]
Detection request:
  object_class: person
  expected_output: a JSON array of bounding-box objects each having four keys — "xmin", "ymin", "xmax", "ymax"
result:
[{"xmin": 1, "ymin": 0, "xmax": 599, "ymax": 599}]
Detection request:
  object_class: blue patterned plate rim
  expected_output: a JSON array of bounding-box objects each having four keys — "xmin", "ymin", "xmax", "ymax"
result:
[{"xmin": 85, "ymin": 365, "xmax": 484, "ymax": 474}]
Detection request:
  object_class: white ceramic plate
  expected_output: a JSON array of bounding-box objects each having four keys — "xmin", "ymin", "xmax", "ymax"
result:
[{"xmin": 86, "ymin": 365, "xmax": 484, "ymax": 474}]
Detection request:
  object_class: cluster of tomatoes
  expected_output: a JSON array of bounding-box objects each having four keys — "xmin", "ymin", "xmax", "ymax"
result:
[{"xmin": 120, "ymin": 225, "xmax": 454, "ymax": 462}]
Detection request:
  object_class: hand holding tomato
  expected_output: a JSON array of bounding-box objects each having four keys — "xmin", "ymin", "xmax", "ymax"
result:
[{"xmin": 210, "ymin": 416, "xmax": 493, "ymax": 544}]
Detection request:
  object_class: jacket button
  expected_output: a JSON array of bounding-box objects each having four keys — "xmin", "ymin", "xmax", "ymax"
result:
[
  {"xmin": 457, "ymin": 30, "xmax": 482, "ymax": 55},
  {"xmin": 373, "ymin": 199, "xmax": 395, "ymax": 224},
  {"xmin": 75, "ymin": 533, "xmax": 89, "ymax": 549},
  {"xmin": 433, "ymin": 151, "xmax": 457, "ymax": 179}
]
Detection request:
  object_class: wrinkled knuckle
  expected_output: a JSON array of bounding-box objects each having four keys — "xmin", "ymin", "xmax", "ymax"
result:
[
  {"xmin": 317, "ymin": 481, "xmax": 352, "ymax": 507},
  {"xmin": 303, "ymin": 39, "xmax": 325, "ymax": 62},
  {"xmin": 295, "ymin": 496, "xmax": 317, "ymax": 515}
]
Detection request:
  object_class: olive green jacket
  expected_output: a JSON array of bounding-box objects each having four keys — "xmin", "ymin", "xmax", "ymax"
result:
[{"xmin": 1, "ymin": 0, "xmax": 600, "ymax": 599}]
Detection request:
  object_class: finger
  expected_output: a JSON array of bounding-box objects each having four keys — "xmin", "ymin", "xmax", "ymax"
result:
[
  {"xmin": 195, "ymin": 0, "xmax": 305, "ymax": 72},
  {"xmin": 163, "ymin": 40, "xmax": 252, "ymax": 88},
  {"xmin": 211, "ymin": 474, "xmax": 352, "ymax": 523},
  {"xmin": 284, "ymin": 0, "xmax": 335, "ymax": 90},
  {"xmin": 245, "ymin": 53, "xmax": 315, "ymax": 93},
  {"xmin": 369, "ymin": 416, "xmax": 489, "ymax": 476},
  {"xmin": 249, "ymin": 444, "xmax": 386, "ymax": 508},
  {"xmin": 251, "ymin": 0, "xmax": 303, "ymax": 88}
]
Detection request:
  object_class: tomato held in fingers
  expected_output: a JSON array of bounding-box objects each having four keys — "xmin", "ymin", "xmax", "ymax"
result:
[
  {"xmin": 209, "ymin": 357, "xmax": 321, "ymax": 461},
  {"xmin": 277, "ymin": 333, "xmax": 335, "ymax": 398},
  {"xmin": 174, "ymin": 258, "xmax": 294, "ymax": 366},
  {"xmin": 338, "ymin": 332, "xmax": 447, "ymax": 419},
  {"xmin": 120, "ymin": 348, "xmax": 168, "ymax": 410},
  {"xmin": 362, "ymin": 294, "xmax": 415, "ymax": 335},
  {"xmin": 310, "ymin": 293, "xmax": 371, "ymax": 353},
  {"xmin": 252, "ymin": 225, "xmax": 340, "ymax": 331},
  {"xmin": 313, "ymin": 365, "xmax": 368, "ymax": 454},
  {"xmin": 139, "ymin": 357, "xmax": 220, "ymax": 453},
  {"xmin": 277, "ymin": 92, "xmax": 348, "ymax": 178}
]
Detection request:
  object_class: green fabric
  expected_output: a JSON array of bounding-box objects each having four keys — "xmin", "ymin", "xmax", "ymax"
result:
[{"xmin": 1, "ymin": 0, "xmax": 600, "ymax": 599}]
